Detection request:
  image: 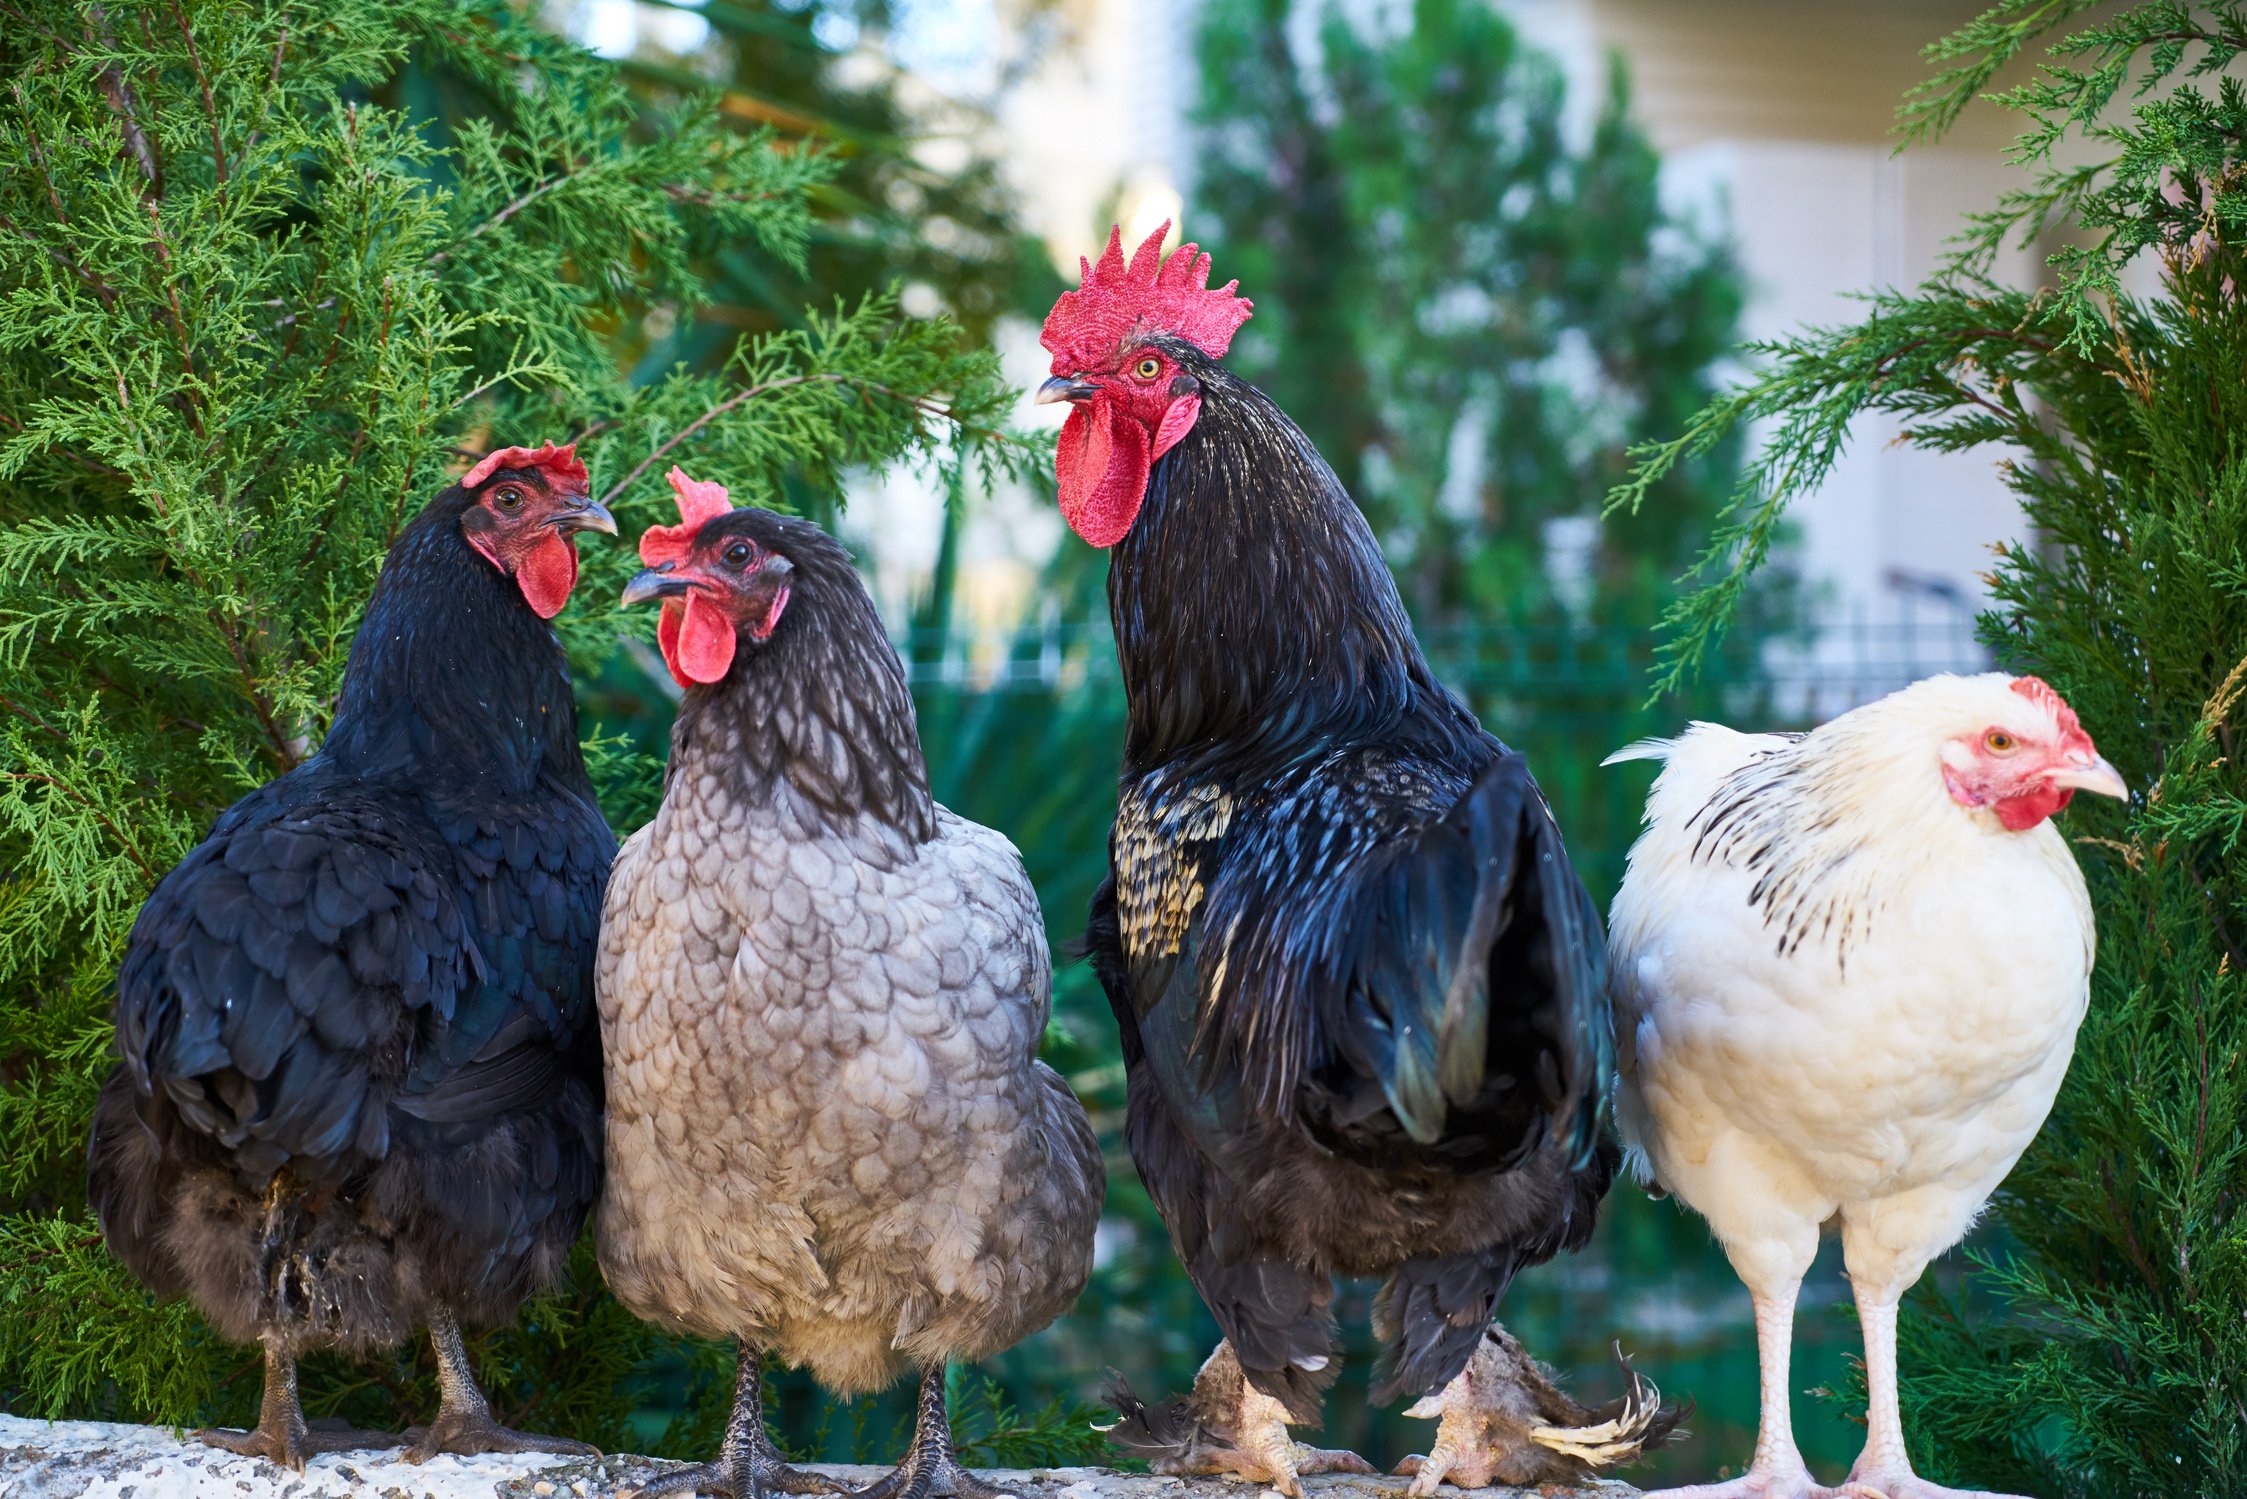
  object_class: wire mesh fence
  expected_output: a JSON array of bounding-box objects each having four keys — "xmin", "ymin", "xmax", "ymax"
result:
[{"xmin": 898, "ymin": 605, "xmax": 1992, "ymax": 721}]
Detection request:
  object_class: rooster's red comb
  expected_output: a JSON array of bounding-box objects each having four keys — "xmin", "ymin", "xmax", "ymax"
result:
[
  {"xmin": 1040, "ymin": 221, "xmax": 1252, "ymax": 373},
  {"xmin": 639, "ymin": 466, "xmax": 735, "ymax": 567},
  {"xmin": 461, "ymin": 442, "xmax": 588, "ymax": 491}
]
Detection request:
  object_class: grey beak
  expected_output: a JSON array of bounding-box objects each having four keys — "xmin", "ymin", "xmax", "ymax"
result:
[
  {"xmin": 621, "ymin": 565, "xmax": 692, "ymax": 607},
  {"xmin": 1036, "ymin": 375, "xmax": 1100, "ymax": 405},
  {"xmin": 555, "ymin": 498, "xmax": 619, "ymax": 537}
]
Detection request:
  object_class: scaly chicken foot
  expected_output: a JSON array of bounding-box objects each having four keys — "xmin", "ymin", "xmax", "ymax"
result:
[
  {"xmin": 1828, "ymin": 1293, "xmax": 2024, "ymax": 1499},
  {"xmin": 404, "ymin": 1308, "xmax": 599, "ymax": 1463},
  {"xmin": 195, "ymin": 1338, "xmax": 404, "ymax": 1471},
  {"xmin": 1137, "ymin": 1342, "xmax": 1371, "ymax": 1499},
  {"xmin": 843, "ymin": 1363, "xmax": 1016, "ymax": 1499},
  {"xmin": 1644, "ymin": 1286, "xmax": 1846, "ymax": 1499},
  {"xmin": 634, "ymin": 1342, "xmax": 849, "ymax": 1499},
  {"xmin": 1394, "ymin": 1327, "xmax": 1683, "ymax": 1493}
]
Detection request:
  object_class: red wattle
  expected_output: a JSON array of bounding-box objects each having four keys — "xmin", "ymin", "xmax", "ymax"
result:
[
  {"xmin": 1057, "ymin": 397, "xmax": 1151, "ymax": 548},
  {"xmin": 659, "ymin": 591, "xmax": 736, "ymax": 686},
  {"xmin": 1996, "ymin": 784, "xmax": 2074, "ymax": 830},
  {"xmin": 517, "ymin": 534, "xmax": 579, "ymax": 619}
]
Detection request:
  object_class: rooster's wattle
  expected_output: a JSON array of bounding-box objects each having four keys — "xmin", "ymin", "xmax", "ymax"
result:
[{"xmin": 1041, "ymin": 225, "xmax": 1675, "ymax": 1493}]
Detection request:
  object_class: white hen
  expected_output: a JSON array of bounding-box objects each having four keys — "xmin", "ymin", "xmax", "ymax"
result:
[{"xmin": 1607, "ymin": 673, "xmax": 2127, "ymax": 1499}]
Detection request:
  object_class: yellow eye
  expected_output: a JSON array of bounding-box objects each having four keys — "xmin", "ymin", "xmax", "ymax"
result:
[
  {"xmin": 495, "ymin": 486, "xmax": 523, "ymax": 509},
  {"xmin": 1985, "ymin": 729, "xmax": 2017, "ymax": 753},
  {"xmin": 1134, "ymin": 356, "xmax": 1162, "ymax": 380}
]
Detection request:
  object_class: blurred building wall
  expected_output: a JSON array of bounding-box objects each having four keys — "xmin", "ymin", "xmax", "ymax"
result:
[{"xmin": 1506, "ymin": 0, "xmax": 2042, "ymax": 655}]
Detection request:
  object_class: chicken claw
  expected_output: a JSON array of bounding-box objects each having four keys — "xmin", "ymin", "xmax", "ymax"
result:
[
  {"xmin": 629, "ymin": 1342, "xmax": 848, "ymax": 1499},
  {"xmin": 1101, "ymin": 1341, "xmax": 1372, "ymax": 1499},
  {"xmin": 842, "ymin": 1363, "xmax": 1020, "ymax": 1499},
  {"xmin": 1394, "ymin": 1326, "xmax": 1684, "ymax": 1493},
  {"xmin": 1831, "ymin": 1467, "xmax": 2027, "ymax": 1499},
  {"xmin": 194, "ymin": 1341, "xmax": 405, "ymax": 1472},
  {"xmin": 404, "ymin": 1310, "xmax": 598, "ymax": 1463}
]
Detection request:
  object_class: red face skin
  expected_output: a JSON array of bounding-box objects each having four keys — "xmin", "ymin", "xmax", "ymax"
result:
[
  {"xmin": 458, "ymin": 447, "xmax": 613, "ymax": 618},
  {"xmin": 1046, "ymin": 345, "xmax": 1205, "ymax": 548},
  {"xmin": 1941, "ymin": 677, "xmax": 2127, "ymax": 830},
  {"xmin": 624, "ymin": 527, "xmax": 794, "ymax": 688},
  {"xmin": 1037, "ymin": 222, "xmax": 1253, "ymax": 547}
]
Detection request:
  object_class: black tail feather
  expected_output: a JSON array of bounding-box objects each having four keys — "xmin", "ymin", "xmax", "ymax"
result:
[
  {"xmin": 1191, "ymin": 1251, "xmax": 1336, "ymax": 1422},
  {"xmin": 1371, "ymin": 1246, "xmax": 1520, "ymax": 1404}
]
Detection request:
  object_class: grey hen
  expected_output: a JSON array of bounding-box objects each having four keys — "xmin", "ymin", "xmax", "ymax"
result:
[{"xmin": 596, "ymin": 469, "xmax": 1104, "ymax": 1499}]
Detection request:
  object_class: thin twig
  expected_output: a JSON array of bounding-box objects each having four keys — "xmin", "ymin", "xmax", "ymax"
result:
[
  {"xmin": 0, "ymin": 772, "xmax": 159, "ymax": 881},
  {"xmin": 89, "ymin": 5, "xmax": 161, "ymax": 194},
  {"xmin": 596, "ymin": 373, "xmax": 1001, "ymax": 506},
  {"xmin": 144, "ymin": 202, "xmax": 208, "ymax": 438},
  {"xmin": 428, "ymin": 161, "xmax": 586, "ymax": 265},
  {"xmin": 168, "ymin": 0, "xmax": 228, "ymax": 195}
]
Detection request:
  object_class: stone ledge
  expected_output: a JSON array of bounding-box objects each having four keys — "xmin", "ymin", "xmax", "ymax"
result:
[{"xmin": 0, "ymin": 1416, "xmax": 1639, "ymax": 1499}]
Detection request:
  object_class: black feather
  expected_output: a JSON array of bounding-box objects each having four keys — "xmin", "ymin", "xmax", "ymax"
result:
[
  {"xmin": 1085, "ymin": 342, "xmax": 1618, "ymax": 1413},
  {"xmin": 88, "ymin": 480, "xmax": 615, "ymax": 1356}
]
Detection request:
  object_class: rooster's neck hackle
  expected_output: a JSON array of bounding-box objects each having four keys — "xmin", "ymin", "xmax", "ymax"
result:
[
  {"xmin": 1108, "ymin": 351, "xmax": 1468, "ymax": 773},
  {"xmin": 672, "ymin": 520, "xmax": 935, "ymax": 844},
  {"xmin": 326, "ymin": 488, "xmax": 584, "ymax": 792}
]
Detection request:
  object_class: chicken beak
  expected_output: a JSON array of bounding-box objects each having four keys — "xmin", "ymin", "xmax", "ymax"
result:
[
  {"xmin": 555, "ymin": 498, "xmax": 619, "ymax": 537},
  {"xmin": 2049, "ymin": 754, "xmax": 2128, "ymax": 801},
  {"xmin": 621, "ymin": 565, "xmax": 692, "ymax": 607},
  {"xmin": 1036, "ymin": 374, "xmax": 1099, "ymax": 405}
]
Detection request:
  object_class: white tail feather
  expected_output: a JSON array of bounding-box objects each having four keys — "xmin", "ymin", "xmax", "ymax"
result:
[{"xmin": 1600, "ymin": 737, "xmax": 1676, "ymax": 768}]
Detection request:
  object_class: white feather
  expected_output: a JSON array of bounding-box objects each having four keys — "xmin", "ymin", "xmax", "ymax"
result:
[{"xmin": 1607, "ymin": 673, "xmax": 2096, "ymax": 1307}]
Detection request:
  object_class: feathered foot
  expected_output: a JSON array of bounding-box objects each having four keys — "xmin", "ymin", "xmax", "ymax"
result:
[
  {"xmin": 404, "ymin": 1308, "xmax": 599, "ymax": 1463},
  {"xmin": 195, "ymin": 1340, "xmax": 404, "ymax": 1471},
  {"xmin": 843, "ymin": 1363, "xmax": 1016, "ymax": 1499},
  {"xmin": 629, "ymin": 1341, "xmax": 847, "ymax": 1499},
  {"xmin": 1102, "ymin": 1341, "xmax": 1373, "ymax": 1499},
  {"xmin": 1393, "ymin": 1325, "xmax": 1686, "ymax": 1493}
]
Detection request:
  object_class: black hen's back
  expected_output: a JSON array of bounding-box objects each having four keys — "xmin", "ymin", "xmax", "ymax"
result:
[{"xmin": 90, "ymin": 489, "xmax": 613, "ymax": 1348}]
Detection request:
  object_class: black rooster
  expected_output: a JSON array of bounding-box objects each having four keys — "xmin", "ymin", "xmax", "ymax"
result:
[
  {"xmin": 1038, "ymin": 227, "xmax": 1678, "ymax": 1492},
  {"xmin": 88, "ymin": 445, "xmax": 617, "ymax": 1469}
]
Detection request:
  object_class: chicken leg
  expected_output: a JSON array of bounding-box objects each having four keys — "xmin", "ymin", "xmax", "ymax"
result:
[
  {"xmin": 1103, "ymin": 1341, "xmax": 1372, "ymax": 1499},
  {"xmin": 194, "ymin": 1336, "xmax": 403, "ymax": 1471},
  {"xmin": 1393, "ymin": 1324, "xmax": 1683, "ymax": 1493},
  {"xmin": 1833, "ymin": 1286, "xmax": 2019, "ymax": 1499},
  {"xmin": 845, "ymin": 1363, "xmax": 1015, "ymax": 1499},
  {"xmin": 404, "ymin": 1307, "xmax": 599, "ymax": 1462},
  {"xmin": 634, "ymin": 1342, "xmax": 848, "ymax": 1499},
  {"xmin": 1643, "ymin": 1283, "xmax": 1841, "ymax": 1499}
]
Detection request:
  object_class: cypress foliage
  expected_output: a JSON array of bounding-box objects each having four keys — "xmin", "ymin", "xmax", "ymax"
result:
[
  {"xmin": 0, "ymin": 0, "xmax": 1037, "ymax": 1442},
  {"xmin": 1613, "ymin": 4, "xmax": 2247, "ymax": 1493},
  {"xmin": 1190, "ymin": 0, "xmax": 1745, "ymax": 628}
]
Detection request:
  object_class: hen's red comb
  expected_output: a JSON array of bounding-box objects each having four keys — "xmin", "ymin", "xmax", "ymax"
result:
[
  {"xmin": 461, "ymin": 442, "xmax": 588, "ymax": 491},
  {"xmin": 1041, "ymin": 221, "xmax": 1252, "ymax": 373},
  {"xmin": 639, "ymin": 466, "xmax": 735, "ymax": 567},
  {"xmin": 2011, "ymin": 675, "xmax": 2093, "ymax": 752}
]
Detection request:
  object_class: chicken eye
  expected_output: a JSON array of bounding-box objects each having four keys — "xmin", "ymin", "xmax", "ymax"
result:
[
  {"xmin": 1985, "ymin": 730, "xmax": 2017, "ymax": 754},
  {"xmin": 1133, "ymin": 356, "xmax": 1162, "ymax": 381},
  {"xmin": 723, "ymin": 541, "xmax": 754, "ymax": 568},
  {"xmin": 494, "ymin": 486, "xmax": 523, "ymax": 510}
]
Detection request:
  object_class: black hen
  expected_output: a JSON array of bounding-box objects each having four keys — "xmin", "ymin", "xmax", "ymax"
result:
[
  {"xmin": 1040, "ymin": 227, "xmax": 1670, "ymax": 1492},
  {"xmin": 88, "ymin": 445, "xmax": 617, "ymax": 1469}
]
